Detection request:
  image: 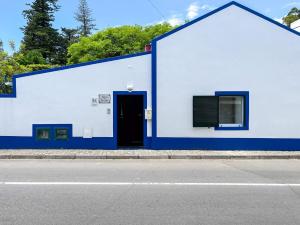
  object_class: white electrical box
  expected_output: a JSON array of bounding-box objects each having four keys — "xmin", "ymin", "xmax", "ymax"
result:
[{"xmin": 145, "ymin": 109, "xmax": 152, "ymax": 120}]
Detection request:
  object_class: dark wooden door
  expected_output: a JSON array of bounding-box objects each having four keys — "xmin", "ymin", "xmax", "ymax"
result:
[{"xmin": 117, "ymin": 95, "xmax": 144, "ymax": 147}]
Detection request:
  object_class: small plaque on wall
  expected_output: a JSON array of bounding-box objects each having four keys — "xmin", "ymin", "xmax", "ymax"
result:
[{"xmin": 99, "ymin": 94, "xmax": 111, "ymax": 104}]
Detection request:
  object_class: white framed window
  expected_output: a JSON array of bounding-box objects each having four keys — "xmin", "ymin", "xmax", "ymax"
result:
[{"xmin": 219, "ymin": 96, "xmax": 244, "ymax": 128}]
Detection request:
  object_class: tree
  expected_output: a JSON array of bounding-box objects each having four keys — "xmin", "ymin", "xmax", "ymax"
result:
[
  {"xmin": 75, "ymin": 0, "xmax": 96, "ymax": 36},
  {"xmin": 8, "ymin": 40, "xmax": 16, "ymax": 53},
  {"xmin": 0, "ymin": 39, "xmax": 3, "ymax": 52},
  {"xmin": 56, "ymin": 28, "xmax": 80, "ymax": 64},
  {"xmin": 22, "ymin": 0, "xmax": 61, "ymax": 64},
  {"xmin": 61, "ymin": 28, "xmax": 80, "ymax": 45},
  {"xmin": 0, "ymin": 49, "xmax": 30, "ymax": 94},
  {"xmin": 283, "ymin": 7, "xmax": 300, "ymax": 27},
  {"xmin": 68, "ymin": 23, "xmax": 173, "ymax": 64}
]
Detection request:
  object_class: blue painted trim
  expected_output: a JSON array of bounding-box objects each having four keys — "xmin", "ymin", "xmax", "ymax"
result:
[
  {"xmin": 215, "ymin": 91, "xmax": 249, "ymax": 131},
  {"xmin": 153, "ymin": 1, "xmax": 299, "ymax": 42},
  {"xmin": 151, "ymin": 138, "xmax": 300, "ymax": 151},
  {"xmin": 1, "ymin": 136, "xmax": 300, "ymax": 150},
  {"xmin": 151, "ymin": 40, "xmax": 157, "ymax": 141},
  {"xmin": 0, "ymin": 52, "xmax": 151, "ymax": 99},
  {"xmin": 113, "ymin": 91, "xmax": 149, "ymax": 149},
  {"xmin": 0, "ymin": 136, "xmax": 116, "ymax": 150}
]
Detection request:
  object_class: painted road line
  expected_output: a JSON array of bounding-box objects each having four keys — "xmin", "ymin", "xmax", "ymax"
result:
[{"xmin": 1, "ymin": 182, "xmax": 300, "ymax": 187}]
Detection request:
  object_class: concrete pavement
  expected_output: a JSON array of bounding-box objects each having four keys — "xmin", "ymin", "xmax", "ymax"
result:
[
  {"xmin": 1, "ymin": 149, "xmax": 300, "ymax": 159},
  {"xmin": 0, "ymin": 159, "xmax": 300, "ymax": 225}
]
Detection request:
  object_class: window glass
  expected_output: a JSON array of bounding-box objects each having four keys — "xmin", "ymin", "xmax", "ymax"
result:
[
  {"xmin": 219, "ymin": 96, "xmax": 244, "ymax": 127},
  {"xmin": 37, "ymin": 128, "xmax": 50, "ymax": 140},
  {"xmin": 55, "ymin": 128, "xmax": 69, "ymax": 140}
]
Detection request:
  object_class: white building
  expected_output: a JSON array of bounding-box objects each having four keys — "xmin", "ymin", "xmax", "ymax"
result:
[
  {"xmin": 0, "ymin": 1, "xmax": 299, "ymax": 150},
  {"xmin": 291, "ymin": 19, "xmax": 300, "ymax": 32}
]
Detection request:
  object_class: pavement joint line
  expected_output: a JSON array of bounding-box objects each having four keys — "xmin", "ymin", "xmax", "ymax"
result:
[{"xmin": 2, "ymin": 182, "xmax": 300, "ymax": 187}]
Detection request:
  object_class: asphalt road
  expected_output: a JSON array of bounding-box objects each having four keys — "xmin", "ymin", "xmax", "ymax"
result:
[{"xmin": 0, "ymin": 159, "xmax": 299, "ymax": 225}]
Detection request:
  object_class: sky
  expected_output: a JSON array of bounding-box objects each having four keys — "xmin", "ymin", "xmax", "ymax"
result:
[{"xmin": 0, "ymin": 0, "xmax": 299, "ymax": 53}]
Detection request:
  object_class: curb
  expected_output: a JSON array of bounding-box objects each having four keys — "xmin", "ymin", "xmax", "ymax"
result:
[{"xmin": 0, "ymin": 155, "xmax": 299, "ymax": 160}]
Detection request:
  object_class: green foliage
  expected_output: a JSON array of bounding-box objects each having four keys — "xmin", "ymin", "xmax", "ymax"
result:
[
  {"xmin": 22, "ymin": 0, "xmax": 62, "ymax": 64},
  {"xmin": 68, "ymin": 23, "xmax": 173, "ymax": 64},
  {"xmin": 75, "ymin": 0, "xmax": 96, "ymax": 36},
  {"xmin": 0, "ymin": 44, "xmax": 60, "ymax": 94},
  {"xmin": 283, "ymin": 7, "xmax": 300, "ymax": 27},
  {"xmin": 17, "ymin": 50, "xmax": 46, "ymax": 65}
]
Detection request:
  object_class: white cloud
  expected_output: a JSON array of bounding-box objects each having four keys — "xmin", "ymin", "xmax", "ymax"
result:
[
  {"xmin": 284, "ymin": 2, "xmax": 300, "ymax": 8},
  {"xmin": 186, "ymin": 2, "xmax": 216, "ymax": 20},
  {"xmin": 187, "ymin": 2, "xmax": 200, "ymax": 20},
  {"xmin": 153, "ymin": 2, "xmax": 216, "ymax": 27},
  {"xmin": 199, "ymin": 4, "xmax": 216, "ymax": 11},
  {"xmin": 167, "ymin": 16, "xmax": 185, "ymax": 26},
  {"xmin": 274, "ymin": 17, "xmax": 284, "ymax": 24},
  {"xmin": 156, "ymin": 15, "xmax": 184, "ymax": 27}
]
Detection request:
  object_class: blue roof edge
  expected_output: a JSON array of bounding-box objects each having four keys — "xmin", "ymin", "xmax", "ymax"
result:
[
  {"xmin": 14, "ymin": 51, "xmax": 151, "ymax": 79},
  {"xmin": 153, "ymin": 1, "xmax": 299, "ymax": 42},
  {"xmin": 0, "ymin": 51, "xmax": 150, "ymax": 98}
]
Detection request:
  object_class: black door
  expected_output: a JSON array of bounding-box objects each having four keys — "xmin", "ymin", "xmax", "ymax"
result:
[{"xmin": 117, "ymin": 95, "xmax": 144, "ymax": 147}]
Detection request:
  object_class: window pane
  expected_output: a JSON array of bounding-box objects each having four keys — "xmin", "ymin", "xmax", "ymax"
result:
[
  {"xmin": 219, "ymin": 96, "xmax": 244, "ymax": 126},
  {"xmin": 37, "ymin": 129, "xmax": 50, "ymax": 140},
  {"xmin": 55, "ymin": 128, "xmax": 68, "ymax": 140}
]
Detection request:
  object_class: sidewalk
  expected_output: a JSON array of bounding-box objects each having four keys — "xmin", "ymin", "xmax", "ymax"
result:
[{"xmin": 0, "ymin": 150, "xmax": 300, "ymax": 159}]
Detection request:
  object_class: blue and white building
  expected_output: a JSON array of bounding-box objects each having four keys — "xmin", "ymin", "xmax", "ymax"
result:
[{"xmin": 0, "ymin": 2, "xmax": 299, "ymax": 150}]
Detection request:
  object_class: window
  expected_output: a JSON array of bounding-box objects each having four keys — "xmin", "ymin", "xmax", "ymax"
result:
[
  {"xmin": 55, "ymin": 128, "xmax": 69, "ymax": 140},
  {"xmin": 215, "ymin": 91, "xmax": 249, "ymax": 130},
  {"xmin": 219, "ymin": 96, "xmax": 244, "ymax": 127},
  {"xmin": 193, "ymin": 96, "xmax": 219, "ymax": 127},
  {"xmin": 193, "ymin": 92, "xmax": 249, "ymax": 130},
  {"xmin": 33, "ymin": 124, "xmax": 73, "ymax": 141},
  {"xmin": 36, "ymin": 128, "xmax": 50, "ymax": 140}
]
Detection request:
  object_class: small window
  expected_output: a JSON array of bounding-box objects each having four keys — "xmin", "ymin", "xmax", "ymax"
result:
[
  {"xmin": 55, "ymin": 128, "xmax": 69, "ymax": 140},
  {"xmin": 219, "ymin": 96, "xmax": 244, "ymax": 127},
  {"xmin": 36, "ymin": 128, "xmax": 51, "ymax": 140}
]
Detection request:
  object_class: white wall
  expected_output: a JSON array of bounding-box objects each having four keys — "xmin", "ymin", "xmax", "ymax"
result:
[
  {"xmin": 156, "ymin": 5, "xmax": 300, "ymax": 138},
  {"xmin": 291, "ymin": 19, "xmax": 300, "ymax": 32},
  {"xmin": 0, "ymin": 54, "xmax": 152, "ymax": 137}
]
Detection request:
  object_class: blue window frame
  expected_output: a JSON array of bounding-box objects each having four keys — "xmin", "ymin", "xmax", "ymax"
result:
[
  {"xmin": 33, "ymin": 124, "xmax": 73, "ymax": 141},
  {"xmin": 215, "ymin": 91, "xmax": 249, "ymax": 131}
]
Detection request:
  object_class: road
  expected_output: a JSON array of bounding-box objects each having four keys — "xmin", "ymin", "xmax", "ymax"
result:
[{"xmin": 0, "ymin": 159, "xmax": 299, "ymax": 225}]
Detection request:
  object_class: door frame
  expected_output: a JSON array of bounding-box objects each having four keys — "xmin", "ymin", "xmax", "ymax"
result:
[{"xmin": 113, "ymin": 91, "xmax": 147, "ymax": 149}]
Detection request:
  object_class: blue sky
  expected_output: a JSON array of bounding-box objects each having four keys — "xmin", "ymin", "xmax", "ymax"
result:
[{"xmin": 0, "ymin": 0, "xmax": 299, "ymax": 53}]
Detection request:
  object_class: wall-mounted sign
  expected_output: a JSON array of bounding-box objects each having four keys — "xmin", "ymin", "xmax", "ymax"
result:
[
  {"xmin": 99, "ymin": 94, "xmax": 111, "ymax": 104},
  {"xmin": 92, "ymin": 98, "xmax": 98, "ymax": 106}
]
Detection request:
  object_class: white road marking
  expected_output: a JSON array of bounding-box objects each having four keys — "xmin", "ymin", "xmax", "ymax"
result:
[{"xmin": 1, "ymin": 182, "xmax": 300, "ymax": 187}]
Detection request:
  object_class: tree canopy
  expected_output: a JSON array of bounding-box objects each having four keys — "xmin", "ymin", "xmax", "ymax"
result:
[
  {"xmin": 75, "ymin": 0, "xmax": 96, "ymax": 36},
  {"xmin": 22, "ymin": 0, "xmax": 61, "ymax": 64},
  {"xmin": 68, "ymin": 23, "xmax": 173, "ymax": 64},
  {"xmin": 283, "ymin": 7, "xmax": 300, "ymax": 27}
]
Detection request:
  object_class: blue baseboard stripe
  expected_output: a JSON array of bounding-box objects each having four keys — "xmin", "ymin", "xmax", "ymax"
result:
[
  {"xmin": 0, "ymin": 137, "xmax": 153, "ymax": 150},
  {"xmin": 151, "ymin": 138, "xmax": 300, "ymax": 151}
]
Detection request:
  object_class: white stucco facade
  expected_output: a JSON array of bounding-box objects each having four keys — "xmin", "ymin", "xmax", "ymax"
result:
[
  {"xmin": 0, "ymin": 54, "xmax": 152, "ymax": 138},
  {"xmin": 155, "ymin": 5, "xmax": 300, "ymax": 139},
  {"xmin": 0, "ymin": 2, "xmax": 299, "ymax": 150}
]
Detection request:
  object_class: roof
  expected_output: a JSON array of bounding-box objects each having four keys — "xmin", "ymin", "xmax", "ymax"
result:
[{"xmin": 152, "ymin": 1, "xmax": 300, "ymax": 42}]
